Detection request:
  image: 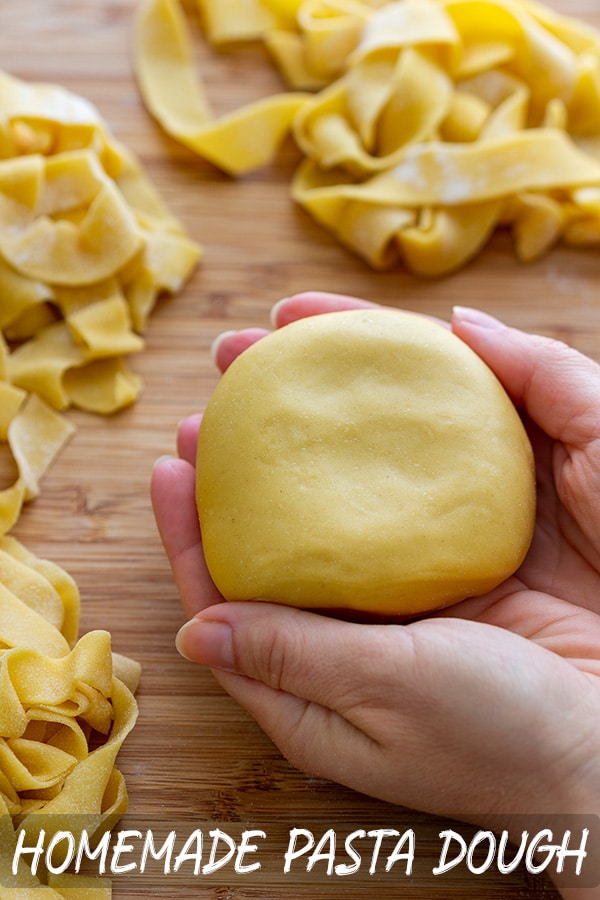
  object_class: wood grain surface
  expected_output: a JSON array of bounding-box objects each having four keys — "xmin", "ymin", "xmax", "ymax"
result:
[{"xmin": 2, "ymin": 1, "xmax": 600, "ymax": 897}]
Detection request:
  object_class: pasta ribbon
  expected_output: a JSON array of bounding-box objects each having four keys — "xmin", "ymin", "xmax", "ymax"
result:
[
  {"xmin": 0, "ymin": 538, "xmax": 140, "ymax": 898},
  {"xmin": 197, "ymin": 0, "xmax": 281, "ymax": 44},
  {"xmin": 0, "ymin": 393, "xmax": 75, "ymax": 536},
  {"xmin": 0, "ymin": 68, "xmax": 201, "ymax": 531},
  {"xmin": 0, "ymin": 69, "xmax": 201, "ymax": 383},
  {"xmin": 0, "ymin": 70, "xmax": 178, "ymax": 897},
  {"xmin": 0, "ymin": 152, "xmax": 143, "ymax": 286},
  {"xmin": 134, "ymin": 0, "xmax": 600, "ymax": 274},
  {"xmin": 133, "ymin": 0, "xmax": 308, "ymax": 175}
]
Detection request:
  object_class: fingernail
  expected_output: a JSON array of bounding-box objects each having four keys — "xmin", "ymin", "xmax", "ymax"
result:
[
  {"xmin": 152, "ymin": 454, "xmax": 176, "ymax": 471},
  {"xmin": 176, "ymin": 618, "xmax": 234, "ymax": 671},
  {"xmin": 270, "ymin": 297, "xmax": 292, "ymax": 327},
  {"xmin": 452, "ymin": 306, "xmax": 506, "ymax": 330},
  {"xmin": 210, "ymin": 330, "xmax": 236, "ymax": 366},
  {"xmin": 177, "ymin": 413, "xmax": 201, "ymax": 434}
]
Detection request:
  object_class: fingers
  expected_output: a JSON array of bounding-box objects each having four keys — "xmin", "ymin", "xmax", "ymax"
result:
[
  {"xmin": 212, "ymin": 292, "xmax": 376, "ymax": 373},
  {"xmin": 150, "ymin": 455, "xmax": 223, "ymax": 617},
  {"xmin": 176, "ymin": 413, "xmax": 202, "ymax": 465},
  {"xmin": 212, "ymin": 327, "xmax": 269, "ymax": 373},
  {"xmin": 210, "ymin": 667, "xmax": 374, "ymax": 788},
  {"xmin": 451, "ymin": 307, "xmax": 600, "ymax": 556},
  {"xmin": 452, "ymin": 306, "xmax": 600, "ymax": 447},
  {"xmin": 170, "ymin": 598, "xmax": 501, "ymax": 737},
  {"xmin": 271, "ymin": 291, "xmax": 377, "ymax": 327}
]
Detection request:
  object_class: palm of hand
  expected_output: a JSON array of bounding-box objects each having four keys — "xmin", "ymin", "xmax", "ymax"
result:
[
  {"xmin": 166, "ymin": 415, "xmax": 600, "ymax": 816},
  {"xmin": 445, "ymin": 421, "xmax": 600, "ymax": 678}
]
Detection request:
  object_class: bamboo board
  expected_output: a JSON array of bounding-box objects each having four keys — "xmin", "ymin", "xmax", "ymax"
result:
[{"xmin": 2, "ymin": 1, "xmax": 600, "ymax": 896}]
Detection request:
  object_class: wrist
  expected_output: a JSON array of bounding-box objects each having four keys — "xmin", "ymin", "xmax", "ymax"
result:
[
  {"xmin": 552, "ymin": 759, "xmax": 600, "ymax": 899},
  {"xmin": 499, "ymin": 731, "xmax": 600, "ymax": 899}
]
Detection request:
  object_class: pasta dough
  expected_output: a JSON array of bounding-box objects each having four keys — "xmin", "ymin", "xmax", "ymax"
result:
[
  {"xmin": 133, "ymin": 0, "xmax": 600, "ymax": 274},
  {"xmin": 196, "ymin": 309, "xmax": 536, "ymax": 615}
]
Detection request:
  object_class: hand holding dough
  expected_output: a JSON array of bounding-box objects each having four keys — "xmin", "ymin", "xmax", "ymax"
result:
[{"xmin": 196, "ymin": 309, "xmax": 536, "ymax": 616}]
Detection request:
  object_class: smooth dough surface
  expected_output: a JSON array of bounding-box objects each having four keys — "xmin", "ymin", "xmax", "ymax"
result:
[{"xmin": 196, "ymin": 309, "xmax": 536, "ymax": 615}]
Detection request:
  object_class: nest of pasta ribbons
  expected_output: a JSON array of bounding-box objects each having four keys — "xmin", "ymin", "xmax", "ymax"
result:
[
  {"xmin": 0, "ymin": 70, "xmax": 200, "ymax": 896},
  {"xmin": 134, "ymin": 0, "xmax": 600, "ymax": 275}
]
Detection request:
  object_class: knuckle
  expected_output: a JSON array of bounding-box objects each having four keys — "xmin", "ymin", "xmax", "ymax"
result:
[{"xmin": 245, "ymin": 610, "xmax": 303, "ymax": 691}]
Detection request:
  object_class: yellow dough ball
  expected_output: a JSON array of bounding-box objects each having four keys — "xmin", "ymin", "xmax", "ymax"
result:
[{"xmin": 196, "ymin": 308, "xmax": 536, "ymax": 616}]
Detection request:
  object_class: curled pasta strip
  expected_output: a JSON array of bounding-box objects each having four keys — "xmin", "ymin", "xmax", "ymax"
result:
[
  {"xmin": 0, "ymin": 70, "xmax": 201, "ymax": 381},
  {"xmin": 0, "ymin": 73, "xmax": 156, "ymax": 895},
  {"xmin": 134, "ymin": 0, "xmax": 309, "ymax": 175},
  {"xmin": 292, "ymin": 127, "xmax": 600, "ymax": 269},
  {"xmin": 0, "ymin": 69, "xmax": 201, "ymax": 532},
  {"xmin": 0, "ymin": 151, "xmax": 143, "ymax": 286},
  {"xmin": 0, "ymin": 391, "xmax": 75, "ymax": 536},
  {"xmin": 134, "ymin": 0, "xmax": 600, "ymax": 274},
  {"xmin": 0, "ymin": 538, "xmax": 140, "ymax": 898}
]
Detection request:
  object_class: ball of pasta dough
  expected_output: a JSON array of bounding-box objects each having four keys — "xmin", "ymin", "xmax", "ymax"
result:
[{"xmin": 196, "ymin": 308, "xmax": 535, "ymax": 616}]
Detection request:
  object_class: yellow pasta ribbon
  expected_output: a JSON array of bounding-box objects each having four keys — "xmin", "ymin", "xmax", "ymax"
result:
[
  {"xmin": 0, "ymin": 72, "xmax": 161, "ymax": 897},
  {"xmin": 133, "ymin": 0, "xmax": 600, "ymax": 274},
  {"xmin": 0, "ymin": 538, "xmax": 140, "ymax": 899},
  {"xmin": 134, "ymin": 0, "xmax": 308, "ymax": 175},
  {"xmin": 0, "ymin": 151, "xmax": 143, "ymax": 286},
  {"xmin": 0, "ymin": 393, "xmax": 75, "ymax": 536},
  {"xmin": 0, "ymin": 69, "xmax": 201, "ymax": 376},
  {"xmin": 197, "ymin": 0, "xmax": 281, "ymax": 44},
  {"xmin": 0, "ymin": 536, "xmax": 80, "ymax": 647},
  {"xmin": 0, "ymin": 68, "xmax": 201, "ymax": 532}
]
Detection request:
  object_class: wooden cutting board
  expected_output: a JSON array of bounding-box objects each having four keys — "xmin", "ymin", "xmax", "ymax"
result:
[{"xmin": 3, "ymin": 1, "xmax": 599, "ymax": 896}]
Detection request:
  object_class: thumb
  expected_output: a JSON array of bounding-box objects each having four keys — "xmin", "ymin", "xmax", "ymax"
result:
[
  {"xmin": 173, "ymin": 601, "xmax": 581, "ymax": 819},
  {"xmin": 451, "ymin": 306, "xmax": 600, "ymax": 448},
  {"xmin": 175, "ymin": 601, "xmax": 394, "ymax": 787}
]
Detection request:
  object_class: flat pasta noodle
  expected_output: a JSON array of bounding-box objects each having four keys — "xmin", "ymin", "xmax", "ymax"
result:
[
  {"xmin": 0, "ymin": 69, "xmax": 201, "ymax": 373},
  {"xmin": 133, "ymin": 0, "xmax": 600, "ymax": 274},
  {"xmin": 0, "ymin": 152, "xmax": 143, "ymax": 287},
  {"xmin": 0, "ymin": 71, "xmax": 159, "ymax": 898},
  {"xmin": 0, "ymin": 258, "xmax": 52, "ymax": 333},
  {"xmin": 0, "ymin": 68, "xmax": 202, "ymax": 530},
  {"xmin": 197, "ymin": 0, "xmax": 281, "ymax": 44},
  {"xmin": 0, "ymin": 538, "xmax": 140, "ymax": 899},
  {"xmin": 133, "ymin": 0, "xmax": 309, "ymax": 175},
  {"xmin": 0, "ymin": 393, "xmax": 75, "ymax": 536},
  {"xmin": 0, "ymin": 535, "xmax": 80, "ymax": 647}
]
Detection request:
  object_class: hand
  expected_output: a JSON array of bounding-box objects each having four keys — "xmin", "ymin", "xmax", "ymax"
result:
[{"xmin": 151, "ymin": 292, "xmax": 600, "ymax": 867}]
